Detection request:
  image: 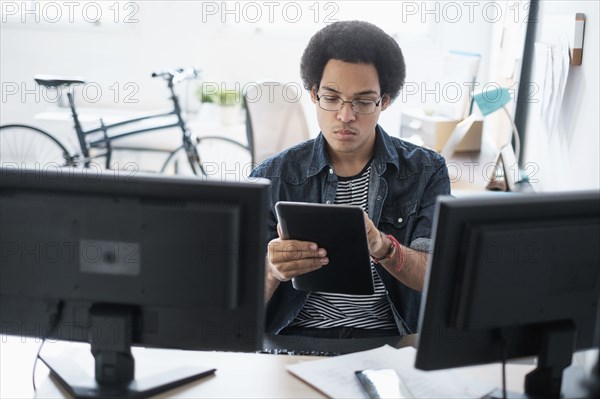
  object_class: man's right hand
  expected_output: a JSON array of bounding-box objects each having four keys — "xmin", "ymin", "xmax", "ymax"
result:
[
  {"xmin": 263, "ymin": 226, "xmax": 328, "ymax": 302},
  {"xmin": 267, "ymin": 238, "xmax": 329, "ymax": 281},
  {"xmin": 267, "ymin": 223, "xmax": 329, "ymax": 282}
]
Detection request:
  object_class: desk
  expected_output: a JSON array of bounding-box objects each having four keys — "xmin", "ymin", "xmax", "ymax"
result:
[
  {"xmin": 3, "ymin": 334, "xmax": 592, "ymax": 398},
  {"xmin": 445, "ymin": 132, "xmax": 500, "ymax": 195},
  {"xmin": 399, "ymin": 108, "xmax": 499, "ymax": 195},
  {"xmin": 1, "ymin": 335, "xmax": 322, "ymax": 398}
]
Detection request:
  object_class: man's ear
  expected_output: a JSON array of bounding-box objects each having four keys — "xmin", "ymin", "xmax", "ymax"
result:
[
  {"xmin": 310, "ymin": 87, "xmax": 318, "ymax": 103},
  {"xmin": 381, "ymin": 94, "xmax": 391, "ymax": 111}
]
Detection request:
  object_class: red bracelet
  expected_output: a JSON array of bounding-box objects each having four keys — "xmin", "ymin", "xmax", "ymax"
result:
[
  {"xmin": 371, "ymin": 233, "xmax": 395, "ymax": 264},
  {"xmin": 387, "ymin": 234, "xmax": 405, "ymax": 273},
  {"xmin": 372, "ymin": 234, "xmax": 405, "ymax": 273}
]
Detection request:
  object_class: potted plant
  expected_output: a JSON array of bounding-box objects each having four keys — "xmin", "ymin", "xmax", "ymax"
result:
[{"xmin": 196, "ymin": 84, "xmax": 243, "ymax": 126}]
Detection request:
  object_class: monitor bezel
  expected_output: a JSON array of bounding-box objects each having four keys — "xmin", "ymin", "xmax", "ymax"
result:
[{"xmin": 416, "ymin": 191, "xmax": 600, "ymax": 372}]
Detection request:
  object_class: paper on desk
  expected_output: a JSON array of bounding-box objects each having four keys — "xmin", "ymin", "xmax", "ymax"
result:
[{"xmin": 287, "ymin": 345, "xmax": 495, "ymax": 399}]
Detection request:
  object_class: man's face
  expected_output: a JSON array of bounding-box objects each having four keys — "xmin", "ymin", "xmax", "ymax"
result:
[{"xmin": 311, "ymin": 59, "xmax": 389, "ymax": 159}]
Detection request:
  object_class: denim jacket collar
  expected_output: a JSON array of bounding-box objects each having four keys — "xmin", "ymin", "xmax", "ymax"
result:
[{"xmin": 306, "ymin": 125, "xmax": 400, "ymax": 179}]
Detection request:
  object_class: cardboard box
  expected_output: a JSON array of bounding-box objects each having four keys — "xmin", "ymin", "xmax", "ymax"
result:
[{"xmin": 400, "ymin": 108, "xmax": 482, "ymax": 152}]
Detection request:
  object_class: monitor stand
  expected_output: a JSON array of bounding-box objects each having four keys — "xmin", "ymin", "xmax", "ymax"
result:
[
  {"xmin": 39, "ymin": 305, "xmax": 216, "ymax": 398},
  {"xmin": 487, "ymin": 321, "xmax": 576, "ymax": 399}
]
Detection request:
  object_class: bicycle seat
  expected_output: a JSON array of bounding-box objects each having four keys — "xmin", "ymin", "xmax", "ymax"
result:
[
  {"xmin": 34, "ymin": 75, "xmax": 86, "ymax": 88},
  {"xmin": 151, "ymin": 67, "xmax": 199, "ymax": 83}
]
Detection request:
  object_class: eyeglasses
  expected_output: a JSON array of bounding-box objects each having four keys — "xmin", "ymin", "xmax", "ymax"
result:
[{"xmin": 316, "ymin": 94, "xmax": 382, "ymax": 114}]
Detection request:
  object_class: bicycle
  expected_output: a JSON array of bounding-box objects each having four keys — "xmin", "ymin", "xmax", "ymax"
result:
[{"xmin": 0, "ymin": 67, "xmax": 250, "ymax": 176}]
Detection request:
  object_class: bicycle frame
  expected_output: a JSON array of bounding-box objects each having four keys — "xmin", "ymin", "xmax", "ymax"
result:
[
  {"xmin": 15, "ymin": 68, "xmax": 251, "ymax": 175},
  {"xmin": 67, "ymin": 76, "xmax": 190, "ymax": 169}
]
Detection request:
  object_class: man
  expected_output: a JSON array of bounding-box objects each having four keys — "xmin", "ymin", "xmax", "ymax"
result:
[{"xmin": 250, "ymin": 20, "xmax": 450, "ymax": 338}]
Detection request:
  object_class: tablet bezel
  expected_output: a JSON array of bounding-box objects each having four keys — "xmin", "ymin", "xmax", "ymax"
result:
[{"xmin": 275, "ymin": 201, "xmax": 374, "ymax": 295}]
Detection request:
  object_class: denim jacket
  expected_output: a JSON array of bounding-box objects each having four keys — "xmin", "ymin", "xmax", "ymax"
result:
[{"xmin": 250, "ymin": 125, "xmax": 451, "ymax": 335}]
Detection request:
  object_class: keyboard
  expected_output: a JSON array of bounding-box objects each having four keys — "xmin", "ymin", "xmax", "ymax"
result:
[
  {"xmin": 261, "ymin": 333, "xmax": 414, "ymax": 356},
  {"xmin": 258, "ymin": 348, "xmax": 341, "ymax": 357}
]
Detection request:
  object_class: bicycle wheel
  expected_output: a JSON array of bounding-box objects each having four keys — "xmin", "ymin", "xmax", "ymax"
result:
[
  {"xmin": 161, "ymin": 137, "xmax": 252, "ymax": 181},
  {"xmin": 0, "ymin": 124, "xmax": 71, "ymax": 169}
]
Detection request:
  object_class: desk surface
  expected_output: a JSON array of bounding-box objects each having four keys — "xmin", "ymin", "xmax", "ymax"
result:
[
  {"xmin": 1, "ymin": 335, "xmax": 323, "ymax": 398},
  {"xmin": 446, "ymin": 133, "xmax": 500, "ymax": 194},
  {"xmin": 1, "ymin": 335, "xmax": 593, "ymax": 398}
]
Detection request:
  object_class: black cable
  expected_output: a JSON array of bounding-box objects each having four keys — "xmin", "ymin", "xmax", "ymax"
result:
[
  {"xmin": 501, "ymin": 335, "xmax": 508, "ymax": 399},
  {"xmin": 32, "ymin": 300, "xmax": 64, "ymax": 392},
  {"xmin": 502, "ymin": 355, "xmax": 507, "ymax": 399},
  {"xmin": 32, "ymin": 338, "xmax": 45, "ymax": 391}
]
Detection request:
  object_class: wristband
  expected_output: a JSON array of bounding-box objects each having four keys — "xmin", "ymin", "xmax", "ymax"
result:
[
  {"xmin": 388, "ymin": 234, "xmax": 405, "ymax": 273},
  {"xmin": 371, "ymin": 235, "xmax": 395, "ymax": 264},
  {"xmin": 371, "ymin": 233, "xmax": 396, "ymax": 263},
  {"xmin": 371, "ymin": 234, "xmax": 405, "ymax": 273}
]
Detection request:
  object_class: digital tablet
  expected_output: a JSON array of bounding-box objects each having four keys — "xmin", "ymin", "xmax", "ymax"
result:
[{"xmin": 275, "ymin": 201, "xmax": 374, "ymax": 295}]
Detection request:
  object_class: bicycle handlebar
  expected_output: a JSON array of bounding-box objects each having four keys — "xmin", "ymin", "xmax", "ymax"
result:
[{"xmin": 151, "ymin": 67, "xmax": 200, "ymax": 84}]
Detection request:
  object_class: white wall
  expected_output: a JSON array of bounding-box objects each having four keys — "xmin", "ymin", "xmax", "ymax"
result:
[
  {"xmin": 1, "ymin": 1, "xmax": 499, "ymax": 140},
  {"xmin": 522, "ymin": 0, "xmax": 600, "ymax": 191}
]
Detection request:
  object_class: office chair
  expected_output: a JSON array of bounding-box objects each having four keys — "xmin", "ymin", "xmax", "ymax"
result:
[{"xmin": 244, "ymin": 82, "xmax": 310, "ymax": 165}]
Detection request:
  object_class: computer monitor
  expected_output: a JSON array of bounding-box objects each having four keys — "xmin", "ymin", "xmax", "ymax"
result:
[
  {"xmin": 0, "ymin": 166, "xmax": 270, "ymax": 398},
  {"xmin": 416, "ymin": 191, "xmax": 600, "ymax": 398}
]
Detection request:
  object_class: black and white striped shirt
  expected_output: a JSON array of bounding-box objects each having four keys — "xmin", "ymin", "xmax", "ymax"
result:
[{"xmin": 290, "ymin": 162, "xmax": 397, "ymax": 330}]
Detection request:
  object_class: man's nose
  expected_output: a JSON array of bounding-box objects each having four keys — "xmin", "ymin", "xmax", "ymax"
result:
[{"xmin": 336, "ymin": 102, "xmax": 356, "ymax": 123}]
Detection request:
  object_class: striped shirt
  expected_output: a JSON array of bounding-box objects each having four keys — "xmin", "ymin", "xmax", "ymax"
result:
[{"xmin": 290, "ymin": 162, "xmax": 397, "ymax": 330}]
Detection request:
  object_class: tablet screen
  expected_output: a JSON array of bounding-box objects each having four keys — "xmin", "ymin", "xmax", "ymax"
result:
[{"xmin": 275, "ymin": 201, "xmax": 374, "ymax": 295}]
